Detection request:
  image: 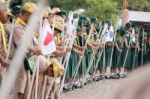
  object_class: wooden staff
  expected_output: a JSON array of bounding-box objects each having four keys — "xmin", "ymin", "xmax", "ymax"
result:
[
  {"xmin": 141, "ymin": 29, "xmax": 144, "ymax": 67},
  {"xmin": 93, "ymin": 49, "xmax": 104, "ymax": 73},
  {"xmin": 40, "ymin": 76, "xmax": 47, "ymax": 99},
  {"xmin": 132, "ymin": 28, "xmax": 140, "ymax": 69},
  {"xmin": 109, "ymin": 26, "xmax": 119, "ymax": 68},
  {"xmin": 45, "ymin": 78, "xmax": 55, "ymax": 99},
  {"xmin": 34, "ymin": 58, "xmax": 40, "ymax": 99},
  {"xmin": 27, "ymin": 65, "xmax": 37, "ymax": 99},
  {"xmin": 123, "ymin": 37, "xmax": 132, "ymax": 68}
]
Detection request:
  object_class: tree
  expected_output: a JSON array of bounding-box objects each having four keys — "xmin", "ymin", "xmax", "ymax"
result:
[{"xmin": 118, "ymin": 0, "xmax": 150, "ymax": 11}]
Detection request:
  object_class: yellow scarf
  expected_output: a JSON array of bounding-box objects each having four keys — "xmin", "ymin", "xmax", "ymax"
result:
[
  {"xmin": 16, "ymin": 18, "xmax": 27, "ymax": 27},
  {"xmin": 0, "ymin": 22, "xmax": 7, "ymax": 54}
]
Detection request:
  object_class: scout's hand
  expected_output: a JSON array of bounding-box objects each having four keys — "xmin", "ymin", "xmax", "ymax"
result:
[
  {"xmin": 1, "ymin": 59, "xmax": 10, "ymax": 67},
  {"xmin": 60, "ymin": 51, "xmax": 66, "ymax": 56},
  {"xmin": 127, "ymin": 45, "xmax": 130, "ymax": 49},
  {"xmin": 79, "ymin": 51, "xmax": 84, "ymax": 56},
  {"xmin": 119, "ymin": 49, "xmax": 123, "ymax": 52},
  {"xmin": 66, "ymin": 47, "xmax": 72, "ymax": 52},
  {"xmin": 33, "ymin": 48, "xmax": 42, "ymax": 55}
]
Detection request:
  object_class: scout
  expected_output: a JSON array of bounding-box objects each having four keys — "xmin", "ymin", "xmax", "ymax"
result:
[
  {"xmin": 105, "ymin": 21, "xmax": 114, "ymax": 79},
  {"xmin": 13, "ymin": 2, "xmax": 42, "ymax": 99},
  {"xmin": 121, "ymin": 22, "xmax": 132, "ymax": 77},
  {"xmin": 0, "ymin": 0, "xmax": 10, "ymax": 83}
]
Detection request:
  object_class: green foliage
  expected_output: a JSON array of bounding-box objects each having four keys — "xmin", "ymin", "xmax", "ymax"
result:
[
  {"xmin": 118, "ymin": 0, "xmax": 150, "ymax": 11},
  {"xmin": 85, "ymin": 0, "xmax": 119, "ymax": 24},
  {"xmin": 21, "ymin": 0, "xmax": 150, "ymax": 24}
]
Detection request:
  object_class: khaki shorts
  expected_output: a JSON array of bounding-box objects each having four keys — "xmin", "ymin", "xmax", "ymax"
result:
[{"xmin": 16, "ymin": 65, "xmax": 30, "ymax": 94}]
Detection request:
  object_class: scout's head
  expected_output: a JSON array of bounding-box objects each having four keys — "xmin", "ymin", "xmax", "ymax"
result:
[
  {"xmin": 0, "ymin": 0, "xmax": 8, "ymax": 23},
  {"xmin": 21, "ymin": 2, "xmax": 36, "ymax": 24},
  {"xmin": 53, "ymin": 16, "xmax": 64, "ymax": 36},
  {"xmin": 51, "ymin": 7, "xmax": 61, "ymax": 16},
  {"xmin": 12, "ymin": 5, "xmax": 22, "ymax": 18},
  {"xmin": 125, "ymin": 22, "xmax": 132, "ymax": 32},
  {"xmin": 116, "ymin": 29, "xmax": 121, "ymax": 36},
  {"xmin": 78, "ymin": 20, "xmax": 88, "ymax": 33},
  {"xmin": 90, "ymin": 17, "xmax": 97, "ymax": 27}
]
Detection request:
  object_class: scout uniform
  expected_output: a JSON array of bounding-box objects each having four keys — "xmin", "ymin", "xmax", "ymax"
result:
[
  {"xmin": 105, "ymin": 23, "xmax": 114, "ymax": 68},
  {"xmin": 71, "ymin": 28, "xmax": 83, "ymax": 88},
  {"xmin": 13, "ymin": 2, "xmax": 36, "ymax": 95},
  {"xmin": 87, "ymin": 17, "xmax": 98, "ymax": 74},
  {"xmin": 52, "ymin": 15, "xmax": 64, "ymax": 99},
  {"xmin": 78, "ymin": 16, "xmax": 88, "ymax": 78},
  {"xmin": 105, "ymin": 21, "xmax": 114, "ymax": 78},
  {"xmin": 113, "ymin": 30, "xmax": 123, "ymax": 69},
  {"xmin": 0, "ymin": 0, "xmax": 9, "ymax": 83},
  {"xmin": 97, "ymin": 22, "xmax": 107, "ymax": 78},
  {"xmin": 122, "ymin": 23, "xmax": 132, "ymax": 70}
]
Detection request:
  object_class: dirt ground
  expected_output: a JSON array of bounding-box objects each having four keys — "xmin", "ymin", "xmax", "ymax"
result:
[{"xmin": 62, "ymin": 79, "xmax": 124, "ymax": 99}]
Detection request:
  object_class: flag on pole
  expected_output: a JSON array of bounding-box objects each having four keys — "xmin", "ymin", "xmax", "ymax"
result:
[
  {"xmin": 40, "ymin": 19, "xmax": 56, "ymax": 55},
  {"xmin": 131, "ymin": 28, "xmax": 136, "ymax": 42},
  {"xmin": 106, "ymin": 25, "xmax": 114, "ymax": 42}
]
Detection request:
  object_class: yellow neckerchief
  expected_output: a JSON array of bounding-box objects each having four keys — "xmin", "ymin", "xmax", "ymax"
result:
[
  {"xmin": 0, "ymin": 22, "xmax": 7, "ymax": 54},
  {"xmin": 16, "ymin": 18, "xmax": 27, "ymax": 28},
  {"xmin": 55, "ymin": 34, "xmax": 61, "ymax": 45}
]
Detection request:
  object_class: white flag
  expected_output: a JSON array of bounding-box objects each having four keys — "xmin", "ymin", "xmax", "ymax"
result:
[
  {"xmin": 131, "ymin": 28, "xmax": 136, "ymax": 42},
  {"xmin": 40, "ymin": 19, "xmax": 56, "ymax": 55},
  {"xmin": 106, "ymin": 25, "xmax": 114, "ymax": 42}
]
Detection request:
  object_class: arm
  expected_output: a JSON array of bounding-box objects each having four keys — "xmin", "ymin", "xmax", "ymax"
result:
[
  {"xmin": 124, "ymin": 38, "xmax": 130, "ymax": 48},
  {"xmin": 115, "ymin": 44, "xmax": 122, "ymax": 52}
]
